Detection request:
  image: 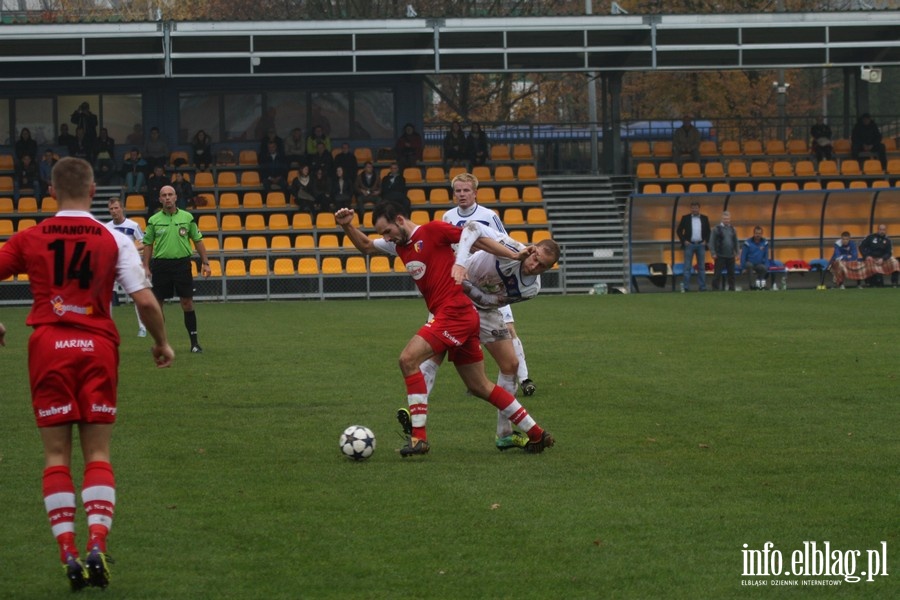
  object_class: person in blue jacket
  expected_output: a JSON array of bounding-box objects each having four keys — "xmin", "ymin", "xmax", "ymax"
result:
[
  {"xmin": 740, "ymin": 226, "xmax": 769, "ymax": 290},
  {"xmin": 830, "ymin": 231, "xmax": 858, "ymax": 263}
]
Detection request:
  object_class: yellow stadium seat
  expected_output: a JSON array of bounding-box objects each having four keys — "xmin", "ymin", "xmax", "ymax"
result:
[
  {"xmin": 239, "ymin": 150, "xmax": 258, "ymax": 165},
  {"xmin": 803, "ymin": 181, "xmax": 823, "ymax": 190},
  {"xmin": 240, "ymin": 171, "xmax": 261, "ymax": 188},
  {"xmin": 688, "ymin": 183, "xmax": 708, "ymax": 193},
  {"xmin": 315, "ymin": 213, "xmax": 337, "ymax": 229},
  {"xmin": 410, "ymin": 210, "xmax": 430, "ymax": 225},
  {"xmin": 652, "ymin": 140, "xmax": 673, "ymax": 158},
  {"xmin": 242, "ymin": 192, "xmax": 263, "ymax": 209},
  {"xmin": 531, "ymin": 229, "xmax": 551, "ymax": 244},
  {"xmin": 512, "ymin": 144, "xmax": 534, "ymax": 160},
  {"xmin": 476, "ymin": 187, "xmax": 497, "ymax": 203},
  {"xmin": 517, "ymin": 165, "xmax": 538, "ymax": 181},
  {"xmin": 0, "ymin": 177, "xmax": 14, "ymax": 192},
  {"xmin": 665, "ymin": 183, "xmax": 685, "ymax": 193},
  {"xmin": 832, "ymin": 139, "xmax": 851, "ymax": 156},
  {"xmin": 217, "ymin": 171, "xmax": 238, "ymax": 188},
  {"xmin": 787, "ymin": 139, "xmax": 809, "ymax": 155},
  {"xmin": 658, "ymin": 163, "xmax": 679, "ymax": 178},
  {"xmin": 321, "ymin": 257, "xmax": 343, "ymax": 274},
  {"xmin": 272, "ymin": 258, "xmax": 295, "ymax": 275},
  {"xmin": 472, "ymin": 166, "xmax": 492, "ymax": 182},
  {"xmin": 871, "ymin": 180, "xmax": 890, "ymax": 189},
  {"xmin": 750, "ymin": 161, "xmax": 772, "ymax": 177},
  {"xmin": 193, "ymin": 172, "xmax": 215, "ymax": 189},
  {"xmin": 522, "ymin": 187, "xmax": 543, "ymax": 203},
  {"xmin": 794, "ymin": 161, "xmax": 816, "ymax": 177},
  {"xmin": 493, "ymin": 166, "xmax": 515, "ymax": 182},
  {"xmin": 757, "ymin": 182, "xmax": 777, "ymax": 191},
  {"xmin": 681, "ymin": 162, "xmax": 701, "ymax": 178},
  {"xmin": 0, "ymin": 197, "xmax": 13, "ymax": 213},
  {"xmin": 742, "ymin": 140, "xmax": 764, "ymax": 156},
  {"xmin": 711, "ymin": 182, "xmax": 731, "ymax": 192},
  {"xmin": 642, "ymin": 184, "xmax": 662, "ymax": 194},
  {"xmin": 630, "ymin": 141, "xmax": 651, "ymax": 158},
  {"xmin": 840, "ymin": 160, "xmax": 861, "ymax": 177},
  {"xmin": 294, "ymin": 234, "xmax": 315, "ymax": 249},
  {"xmin": 699, "ymin": 140, "xmax": 718, "ymax": 157},
  {"xmin": 125, "ymin": 195, "xmax": 145, "ymax": 212},
  {"xmin": 848, "ymin": 180, "xmax": 868, "ymax": 189},
  {"xmin": 490, "ymin": 145, "xmax": 511, "ymax": 161},
  {"xmin": 503, "ymin": 208, "xmax": 525, "ymax": 225},
  {"xmin": 404, "ymin": 168, "xmax": 424, "ymax": 184},
  {"xmin": 225, "ymin": 259, "xmax": 247, "ymax": 276},
  {"xmin": 425, "ymin": 167, "xmax": 446, "ymax": 183},
  {"xmin": 353, "ymin": 147, "xmax": 373, "ymax": 163},
  {"xmin": 719, "ymin": 140, "xmax": 740, "ymax": 155},
  {"xmin": 818, "ymin": 160, "xmax": 838, "ymax": 177},
  {"xmin": 764, "ymin": 140, "xmax": 786, "ymax": 155},
  {"xmin": 394, "ymin": 256, "xmax": 406, "ymax": 272},
  {"xmin": 249, "ymin": 258, "xmax": 269, "ymax": 276},
  {"xmin": 704, "ymin": 162, "xmax": 725, "ymax": 178},
  {"xmin": 448, "ymin": 166, "xmax": 467, "ymax": 180},
  {"xmin": 423, "ymin": 146, "xmax": 442, "ymax": 162},
  {"xmin": 244, "ymin": 214, "xmax": 266, "ymax": 231},
  {"xmin": 429, "ymin": 188, "xmax": 450, "ymax": 205},
  {"xmin": 270, "ymin": 235, "xmax": 291, "ymax": 251},
  {"xmin": 266, "ymin": 192, "xmax": 287, "ymax": 208},
  {"xmin": 0, "ymin": 155, "xmax": 14, "ymax": 171},
  {"xmin": 734, "ymin": 182, "xmax": 754, "ymax": 192},
  {"xmin": 636, "ymin": 163, "xmax": 657, "ymax": 179},
  {"xmin": 292, "ymin": 213, "xmax": 313, "ymax": 229},
  {"xmin": 317, "ymin": 234, "xmax": 339, "ymax": 248},
  {"xmin": 17, "ymin": 197, "xmax": 38, "ymax": 212},
  {"xmin": 369, "ymin": 256, "xmax": 392, "ymax": 273},
  {"xmin": 826, "ymin": 181, "xmax": 845, "ymax": 190},
  {"xmin": 297, "ymin": 257, "xmax": 319, "ymax": 275},
  {"xmin": 345, "ymin": 256, "xmax": 367, "ymax": 274},
  {"xmin": 727, "ymin": 162, "xmax": 749, "ymax": 178},
  {"xmin": 780, "ymin": 181, "xmax": 800, "ymax": 191},
  {"xmin": 526, "ymin": 208, "xmax": 548, "ymax": 224},
  {"xmin": 246, "ymin": 236, "xmax": 267, "ymax": 251},
  {"xmin": 863, "ymin": 159, "xmax": 884, "ymax": 176},
  {"xmin": 197, "ymin": 215, "xmax": 219, "ymax": 232},
  {"xmin": 222, "ymin": 236, "xmax": 244, "ymax": 252},
  {"xmin": 17, "ymin": 218, "xmax": 37, "ymax": 231},
  {"xmin": 268, "ymin": 214, "xmax": 289, "ymax": 230},
  {"xmin": 221, "ymin": 214, "xmax": 242, "ymax": 231},
  {"xmin": 0, "ymin": 219, "xmax": 14, "ymax": 235},
  {"xmin": 509, "ymin": 230, "xmax": 529, "ymax": 245},
  {"xmin": 408, "ymin": 189, "xmax": 427, "ymax": 205},
  {"xmin": 887, "ymin": 159, "xmax": 900, "ymax": 175},
  {"xmin": 218, "ymin": 193, "xmax": 240, "ymax": 210},
  {"xmin": 772, "ymin": 161, "xmax": 794, "ymax": 178},
  {"xmin": 499, "ymin": 187, "xmax": 519, "ymax": 203}
]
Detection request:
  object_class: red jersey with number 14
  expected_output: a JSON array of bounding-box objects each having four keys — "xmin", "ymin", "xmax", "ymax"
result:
[{"xmin": 0, "ymin": 211, "xmax": 144, "ymax": 345}]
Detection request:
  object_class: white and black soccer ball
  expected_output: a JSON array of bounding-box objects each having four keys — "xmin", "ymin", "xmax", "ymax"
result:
[{"xmin": 340, "ymin": 425, "xmax": 376, "ymax": 460}]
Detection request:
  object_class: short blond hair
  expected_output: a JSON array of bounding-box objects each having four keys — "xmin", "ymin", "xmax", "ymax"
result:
[
  {"xmin": 51, "ymin": 157, "xmax": 94, "ymax": 204},
  {"xmin": 451, "ymin": 171, "xmax": 479, "ymax": 191}
]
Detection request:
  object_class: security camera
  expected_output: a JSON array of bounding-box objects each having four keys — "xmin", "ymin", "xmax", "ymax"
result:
[{"xmin": 861, "ymin": 67, "xmax": 882, "ymax": 83}]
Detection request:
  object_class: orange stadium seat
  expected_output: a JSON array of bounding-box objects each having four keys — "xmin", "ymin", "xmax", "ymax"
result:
[
  {"xmin": 472, "ymin": 166, "xmax": 492, "ymax": 182},
  {"xmin": 517, "ymin": 165, "xmax": 538, "ymax": 181},
  {"xmin": 652, "ymin": 140, "xmax": 673, "ymax": 158},
  {"xmin": 476, "ymin": 187, "xmax": 497, "ymax": 203},
  {"xmin": 787, "ymin": 139, "xmax": 809, "ymax": 155},
  {"xmin": 636, "ymin": 163, "xmax": 657, "ymax": 179},
  {"xmin": 794, "ymin": 160, "xmax": 816, "ymax": 177},
  {"xmin": 681, "ymin": 162, "xmax": 701, "ymax": 178},
  {"xmin": 512, "ymin": 144, "xmax": 534, "ymax": 160},
  {"xmin": 742, "ymin": 140, "xmax": 764, "ymax": 156},
  {"xmin": 719, "ymin": 140, "xmax": 740, "ymax": 155},
  {"xmin": 630, "ymin": 141, "xmax": 651, "ymax": 158},
  {"xmin": 699, "ymin": 140, "xmax": 718, "ymax": 157},
  {"xmin": 0, "ymin": 197, "xmax": 13, "ymax": 213},
  {"xmin": 688, "ymin": 183, "xmax": 708, "ymax": 193},
  {"xmin": 522, "ymin": 187, "xmax": 543, "ymax": 203},
  {"xmin": 765, "ymin": 140, "xmax": 786, "ymax": 155},
  {"xmin": 490, "ymin": 145, "xmax": 511, "ymax": 161},
  {"xmin": 840, "ymin": 160, "xmax": 861, "ymax": 177},
  {"xmin": 17, "ymin": 197, "xmax": 38, "ymax": 213},
  {"xmin": 863, "ymin": 159, "xmax": 884, "ymax": 176},
  {"xmin": 658, "ymin": 163, "xmax": 679, "ymax": 178},
  {"xmin": 493, "ymin": 166, "xmax": 515, "ymax": 182}
]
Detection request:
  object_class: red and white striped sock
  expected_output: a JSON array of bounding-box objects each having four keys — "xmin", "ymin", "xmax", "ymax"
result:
[
  {"xmin": 404, "ymin": 371, "xmax": 429, "ymax": 440},
  {"xmin": 487, "ymin": 385, "xmax": 543, "ymax": 441},
  {"xmin": 43, "ymin": 465, "xmax": 78, "ymax": 563},
  {"xmin": 82, "ymin": 461, "xmax": 116, "ymax": 553}
]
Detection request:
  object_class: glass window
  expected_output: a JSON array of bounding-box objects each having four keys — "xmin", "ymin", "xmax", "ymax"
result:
[
  {"xmin": 180, "ymin": 93, "xmax": 221, "ymax": 144},
  {"xmin": 58, "ymin": 95, "xmax": 99, "ymax": 141},
  {"xmin": 267, "ymin": 92, "xmax": 307, "ymax": 139},
  {"xmin": 353, "ymin": 90, "xmax": 394, "ymax": 140},
  {"xmin": 0, "ymin": 99, "xmax": 9, "ymax": 145},
  {"xmin": 310, "ymin": 92, "xmax": 349, "ymax": 139},
  {"xmin": 17, "ymin": 98, "xmax": 56, "ymax": 148},
  {"xmin": 223, "ymin": 93, "xmax": 262, "ymax": 142},
  {"xmin": 101, "ymin": 95, "xmax": 142, "ymax": 146}
]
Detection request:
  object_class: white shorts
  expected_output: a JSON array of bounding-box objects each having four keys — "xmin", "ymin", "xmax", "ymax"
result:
[
  {"xmin": 479, "ymin": 309, "xmax": 512, "ymax": 344},
  {"xmin": 499, "ymin": 304, "xmax": 514, "ymax": 324}
]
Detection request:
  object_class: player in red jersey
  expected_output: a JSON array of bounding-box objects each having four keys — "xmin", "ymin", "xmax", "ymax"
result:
[
  {"xmin": 335, "ymin": 201, "xmax": 554, "ymax": 456},
  {"xmin": 0, "ymin": 157, "xmax": 173, "ymax": 591}
]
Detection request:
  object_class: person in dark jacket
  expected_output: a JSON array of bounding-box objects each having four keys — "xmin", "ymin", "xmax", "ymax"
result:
[
  {"xmin": 676, "ymin": 201, "xmax": 711, "ymax": 292},
  {"xmin": 859, "ymin": 224, "xmax": 897, "ymax": 287}
]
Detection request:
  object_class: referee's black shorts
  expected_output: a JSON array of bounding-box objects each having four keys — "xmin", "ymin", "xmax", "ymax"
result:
[{"xmin": 150, "ymin": 257, "xmax": 194, "ymax": 301}]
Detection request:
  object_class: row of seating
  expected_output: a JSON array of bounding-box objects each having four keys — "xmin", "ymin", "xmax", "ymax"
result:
[
  {"xmin": 0, "ymin": 196, "xmax": 58, "ymax": 213},
  {"xmin": 642, "ymin": 180, "xmax": 898, "ymax": 194},
  {"xmin": 636, "ymin": 159, "xmax": 900, "ymax": 180},
  {"xmin": 631, "ymin": 137, "xmax": 899, "ymax": 160}
]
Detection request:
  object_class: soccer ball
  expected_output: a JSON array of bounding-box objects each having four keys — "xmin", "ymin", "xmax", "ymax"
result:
[{"xmin": 339, "ymin": 425, "xmax": 376, "ymax": 460}]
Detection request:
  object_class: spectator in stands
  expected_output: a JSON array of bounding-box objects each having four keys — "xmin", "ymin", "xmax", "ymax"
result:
[
  {"xmin": 740, "ymin": 226, "xmax": 770, "ymax": 290},
  {"xmin": 172, "ymin": 171, "xmax": 194, "ymax": 211},
  {"xmin": 57, "ymin": 123, "xmax": 75, "ymax": 148},
  {"xmin": 672, "ymin": 115, "xmax": 700, "ymax": 167},
  {"xmin": 258, "ymin": 127, "xmax": 285, "ymax": 159},
  {"xmin": 259, "ymin": 140, "xmax": 289, "ymax": 194},
  {"xmin": 70, "ymin": 101, "xmax": 98, "ymax": 145},
  {"xmin": 191, "ymin": 130, "xmax": 212, "ymax": 172},
  {"xmin": 331, "ymin": 165, "xmax": 355, "ymax": 211},
  {"xmin": 466, "ymin": 122, "xmax": 489, "ymax": 167},
  {"xmin": 333, "ymin": 142, "xmax": 358, "ymax": 178},
  {"xmin": 15, "ymin": 154, "xmax": 40, "ymax": 199},
  {"xmin": 305, "ymin": 125, "xmax": 331, "ymax": 156},
  {"xmin": 851, "ymin": 113, "xmax": 887, "ymax": 168},
  {"xmin": 308, "ymin": 141, "xmax": 334, "ymax": 175},
  {"xmin": 144, "ymin": 165, "xmax": 168, "ymax": 218},
  {"xmin": 709, "ymin": 211, "xmax": 739, "ymax": 292},
  {"xmin": 38, "ymin": 149, "xmax": 56, "ymax": 195},
  {"xmin": 284, "ymin": 127, "xmax": 306, "ymax": 168},
  {"xmin": 354, "ymin": 161, "xmax": 381, "ymax": 222},
  {"xmin": 676, "ymin": 201, "xmax": 710, "ymax": 292},
  {"xmin": 395, "ymin": 122, "xmax": 424, "ymax": 170},
  {"xmin": 443, "ymin": 121, "xmax": 467, "ymax": 167},
  {"xmin": 94, "ymin": 127, "xmax": 116, "ymax": 185},
  {"xmin": 125, "ymin": 123, "xmax": 144, "ymax": 148},
  {"xmin": 381, "ymin": 162, "xmax": 408, "ymax": 208},
  {"xmin": 290, "ymin": 164, "xmax": 317, "ymax": 216},
  {"xmin": 859, "ymin": 224, "xmax": 897, "ymax": 287},
  {"xmin": 121, "ymin": 147, "xmax": 148, "ymax": 194},
  {"xmin": 143, "ymin": 127, "xmax": 169, "ymax": 170},
  {"xmin": 809, "ymin": 116, "xmax": 833, "ymax": 162},
  {"xmin": 68, "ymin": 126, "xmax": 94, "ymax": 164},
  {"xmin": 14, "ymin": 128, "xmax": 38, "ymax": 164},
  {"xmin": 311, "ymin": 166, "xmax": 332, "ymax": 211},
  {"xmin": 830, "ymin": 231, "xmax": 858, "ymax": 264}
]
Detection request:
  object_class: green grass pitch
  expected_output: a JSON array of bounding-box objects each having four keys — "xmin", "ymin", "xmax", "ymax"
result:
[{"xmin": 0, "ymin": 291, "xmax": 897, "ymax": 598}]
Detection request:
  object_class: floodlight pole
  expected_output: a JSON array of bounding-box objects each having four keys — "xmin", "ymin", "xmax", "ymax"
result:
[{"xmin": 586, "ymin": 0, "xmax": 599, "ymax": 174}]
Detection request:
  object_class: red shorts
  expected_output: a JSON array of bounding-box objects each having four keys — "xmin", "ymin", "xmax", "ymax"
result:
[
  {"xmin": 417, "ymin": 302, "xmax": 483, "ymax": 365},
  {"xmin": 28, "ymin": 326, "xmax": 119, "ymax": 427}
]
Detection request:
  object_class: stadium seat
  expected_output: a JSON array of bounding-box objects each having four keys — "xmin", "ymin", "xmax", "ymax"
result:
[
  {"xmin": 522, "ymin": 187, "xmax": 543, "ymax": 203},
  {"xmin": 408, "ymin": 188, "xmax": 427, "ymax": 205},
  {"xmin": 169, "ymin": 150, "xmax": 190, "ymax": 167},
  {"xmin": 222, "ymin": 236, "xmax": 244, "ymax": 252},
  {"xmin": 296, "ymin": 257, "xmax": 318, "ymax": 275},
  {"xmin": 780, "ymin": 181, "xmax": 800, "ymax": 191},
  {"xmin": 681, "ymin": 162, "xmax": 701, "ymax": 178},
  {"xmin": 832, "ymin": 139, "xmax": 851, "ymax": 156},
  {"xmin": 699, "ymin": 140, "xmax": 718, "ymax": 157},
  {"xmin": 719, "ymin": 140, "xmax": 740, "ymax": 155},
  {"xmin": 476, "ymin": 187, "xmax": 497, "ymax": 203},
  {"xmin": 315, "ymin": 213, "xmax": 337, "ymax": 229},
  {"xmin": 321, "ymin": 257, "xmax": 343, "ymax": 274},
  {"xmin": 787, "ymin": 139, "xmax": 809, "ymax": 155},
  {"xmin": 665, "ymin": 183, "xmax": 685, "ymax": 193},
  {"xmin": 651, "ymin": 140, "xmax": 673, "ymax": 158},
  {"xmin": 794, "ymin": 160, "xmax": 816, "ymax": 177},
  {"xmin": 888, "ymin": 159, "xmax": 900, "ymax": 175},
  {"xmin": 765, "ymin": 140, "xmax": 786, "ymax": 155},
  {"xmin": 742, "ymin": 140, "xmax": 764, "ymax": 156},
  {"xmin": 270, "ymin": 235, "xmax": 291, "ymax": 251},
  {"xmin": 848, "ymin": 180, "xmax": 868, "ymax": 189},
  {"xmin": 803, "ymin": 181, "xmax": 823, "ymax": 190},
  {"xmin": 642, "ymin": 183, "xmax": 663, "ymax": 194},
  {"xmin": 271, "ymin": 258, "xmax": 294, "ymax": 275},
  {"xmin": 839, "ymin": 160, "xmax": 861, "ymax": 177},
  {"xmin": 727, "ymin": 162, "xmax": 749, "ymax": 178},
  {"xmin": 17, "ymin": 197, "xmax": 38, "ymax": 213},
  {"xmin": 217, "ymin": 171, "xmax": 238, "ymax": 188},
  {"xmin": 294, "ymin": 234, "xmax": 315, "ymax": 249},
  {"xmin": 498, "ymin": 187, "xmax": 519, "ymax": 203},
  {"xmin": 0, "ymin": 177, "xmax": 13, "ymax": 192},
  {"xmin": 248, "ymin": 258, "xmax": 268, "ymax": 276},
  {"xmin": 244, "ymin": 214, "xmax": 266, "ymax": 231},
  {"xmin": 826, "ymin": 181, "xmax": 845, "ymax": 190},
  {"xmin": 0, "ymin": 155, "xmax": 14, "ymax": 171},
  {"xmin": 0, "ymin": 197, "xmax": 13, "ymax": 213},
  {"xmin": 345, "ymin": 256, "xmax": 367, "ymax": 274},
  {"xmin": 193, "ymin": 172, "xmax": 215, "ymax": 189},
  {"xmin": 531, "ymin": 229, "xmax": 551, "ymax": 244},
  {"xmin": 353, "ymin": 147, "xmax": 373, "ymax": 163},
  {"xmin": 734, "ymin": 182, "xmax": 754, "ymax": 192},
  {"xmin": 218, "ymin": 193, "xmax": 240, "ymax": 210},
  {"xmin": 817, "ymin": 160, "xmax": 838, "ymax": 177},
  {"xmin": 317, "ymin": 234, "xmax": 339, "ymax": 248},
  {"xmin": 265, "ymin": 192, "xmax": 287, "ymax": 208},
  {"xmin": 410, "ymin": 210, "xmax": 430, "ymax": 225},
  {"xmin": 493, "ymin": 165, "xmax": 515, "ymax": 182},
  {"xmin": 292, "ymin": 213, "xmax": 313, "ymax": 229},
  {"xmin": 197, "ymin": 215, "xmax": 219, "ymax": 232},
  {"xmin": 369, "ymin": 256, "xmax": 392, "ymax": 273},
  {"xmin": 17, "ymin": 218, "xmax": 37, "ymax": 232},
  {"xmin": 0, "ymin": 219, "xmax": 13, "ymax": 235},
  {"xmin": 704, "ymin": 162, "xmax": 725, "ymax": 178},
  {"xmin": 422, "ymin": 146, "xmax": 442, "ymax": 162},
  {"xmin": 268, "ymin": 214, "xmax": 289, "ymax": 230},
  {"xmin": 404, "ymin": 168, "xmax": 424, "ymax": 184},
  {"xmin": 517, "ymin": 165, "xmax": 538, "ymax": 181},
  {"xmin": 863, "ymin": 159, "xmax": 884, "ymax": 176},
  {"xmin": 749, "ymin": 161, "xmax": 771, "ymax": 177},
  {"xmin": 512, "ymin": 144, "xmax": 534, "ymax": 160},
  {"xmin": 490, "ymin": 145, "xmax": 511, "ymax": 161},
  {"xmin": 658, "ymin": 163, "xmax": 679, "ymax": 179},
  {"xmin": 636, "ymin": 163, "xmax": 657, "ymax": 179},
  {"xmin": 526, "ymin": 208, "xmax": 547, "ymax": 224},
  {"xmin": 509, "ymin": 230, "xmax": 529, "ymax": 245},
  {"xmin": 240, "ymin": 171, "xmax": 262, "ymax": 188},
  {"xmin": 201, "ymin": 235, "xmax": 219, "ymax": 253},
  {"xmin": 448, "ymin": 166, "xmax": 467, "ymax": 180},
  {"xmin": 772, "ymin": 161, "xmax": 794, "ymax": 178},
  {"xmin": 239, "ymin": 150, "xmax": 258, "ymax": 165},
  {"xmin": 124, "ymin": 194, "xmax": 145, "ymax": 212},
  {"xmin": 221, "ymin": 214, "xmax": 242, "ymax": 231},
  {"xmin": 871, "ymin": 180, "xmax": 890, "ymax": 189},
  {"xmin": 242, "ymin": 192, "xmax": 263, "ymax": 209},
  {"xmin": 425, "ymin": 167, "xmax": 446, "ymax": 183},
  {"xmin": 472, "ymin": 166, "xmax": 492, "ymax": 182},
  {"xmin": 503, "ymin": 208, "xmax": 525, "ymax": 225},
  {"xmin": 688, "ymin": 183, "xmax": 708, "ymax": 193},
  {"xmin": 757, "ymin": 182, "xmax": 777, "ymax": 191},
  {"xmin": 429, "ymin": 188, "xmax": 451, "ymax": 205},
  {"xmin": 710, "ymin": 182, "xmax": 731, "ymax": 192}
]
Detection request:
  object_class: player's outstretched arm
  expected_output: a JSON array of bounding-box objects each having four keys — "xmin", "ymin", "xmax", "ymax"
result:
[
  {"xmin": 130, "ymin": 288, "xmax": 174, "ymax": 368},
  {"xmin": 335, "ymin": 208, "xmax": 379, "ymax": 255}
]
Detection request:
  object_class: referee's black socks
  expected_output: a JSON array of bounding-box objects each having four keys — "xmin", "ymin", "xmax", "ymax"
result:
[{"xmin": 184, "ymin": 310, "xmax": 199, "ymax": 346}]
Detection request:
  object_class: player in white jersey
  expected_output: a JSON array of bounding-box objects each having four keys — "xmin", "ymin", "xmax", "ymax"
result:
[
  {"xmin": 452, "ymin": 222, "xmax": 560, "ymax": 448},
  {"xmin": 105, "ymin": 198, "xmax": 147, "ymax": 337},
  {"xmin": 437, "ymin": 172, "xmax": 537, "ymax": 396}
]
